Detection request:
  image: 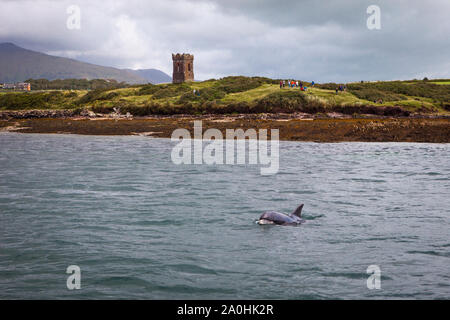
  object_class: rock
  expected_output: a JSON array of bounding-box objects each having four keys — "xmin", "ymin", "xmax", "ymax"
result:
[
  {"xmin": 80, "ymin": 109, "xmax": 97, "ymax": 118},
  {"xmin": 0, "ymin": 110, "xmax": 77, "ymax": 119}
]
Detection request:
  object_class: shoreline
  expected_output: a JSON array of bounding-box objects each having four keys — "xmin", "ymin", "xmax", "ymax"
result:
[{"xmin": 1, "ymin": 115, "xmax": 449, "ymax": 143}]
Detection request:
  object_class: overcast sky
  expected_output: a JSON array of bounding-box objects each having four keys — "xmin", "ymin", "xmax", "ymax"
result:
[{"xmin": 0, "ymin": 0, "xmax": 449, "ymax": 82}]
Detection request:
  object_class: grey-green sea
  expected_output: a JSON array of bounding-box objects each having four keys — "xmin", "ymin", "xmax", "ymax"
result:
[{"xmin": 0, "ymin": 133, "xmax": 449, "ymax": 299}]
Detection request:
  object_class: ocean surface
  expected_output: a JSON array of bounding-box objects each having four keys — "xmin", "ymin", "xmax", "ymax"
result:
[{"xmin": 0, "ymin": 133, "xmax": 449, "ymax": 299}]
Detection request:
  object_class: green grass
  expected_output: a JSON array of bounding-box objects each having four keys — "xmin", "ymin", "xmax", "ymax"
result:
[
  {"xmin": 431, "ymin": 81, "xmax": 450, "ymax": 85},
  {"xmin": 221, "ymin": 83, "xmax": 280, "ymax": 103},
  {"xmin": 307, "ymin": 88, "xmax": 373, "ymax": 106},
  {"xmin": 1, "ymin": 76, "xmax": 449, "ymax": 115}
]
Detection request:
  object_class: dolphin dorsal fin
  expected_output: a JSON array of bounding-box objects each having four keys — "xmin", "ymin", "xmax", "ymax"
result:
[{"xmin": 291, "ymin": 204, "xmax": 304, "ymax": 218}]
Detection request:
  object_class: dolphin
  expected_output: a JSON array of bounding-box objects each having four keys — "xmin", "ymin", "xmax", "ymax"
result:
[{"xmin": 257, "ymin": 204, "xmax": 305, "ymax": 226}]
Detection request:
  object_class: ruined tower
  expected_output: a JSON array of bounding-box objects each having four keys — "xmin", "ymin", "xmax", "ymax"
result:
[{"xmin": 172, "ymin": 53, "xmax": 194, "ymax": 83}]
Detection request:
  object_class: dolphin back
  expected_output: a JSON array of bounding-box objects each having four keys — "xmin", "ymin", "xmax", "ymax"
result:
[{"xmin": 259, "ymin": 211, "xmax": 298, "ymax": 225}]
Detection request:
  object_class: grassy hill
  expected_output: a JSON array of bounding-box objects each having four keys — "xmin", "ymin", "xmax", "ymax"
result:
[{"xmin": 1, "ymin": 76, "xmax": 449, "ymax": 116}]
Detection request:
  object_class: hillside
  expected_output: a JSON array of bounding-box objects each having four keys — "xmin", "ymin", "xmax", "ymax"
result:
[
  {"xmin": 0, "ymin": 43, "xmax": 171, "ymax": 84},
  {"xmin": 126, "ymin": 69, "xmax": 172, "ymax": 84},
  {"xmin": 0, "ymin": 76, "xmax": 449, "ymax": 117}
]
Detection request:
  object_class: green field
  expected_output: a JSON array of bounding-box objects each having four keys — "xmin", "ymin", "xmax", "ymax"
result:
[
  {"xmin": 431, "ymin": 81, "xmax": 450, "ymax": 85},
  {"xmin": 0, "ymin": 76, "xmax": 449, "ymax": 116}
]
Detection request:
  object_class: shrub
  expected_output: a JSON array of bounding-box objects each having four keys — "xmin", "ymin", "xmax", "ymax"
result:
[
  {"xmin": 177, "ymin": 87, "xmax": 226, "ymax": 104},
  {"xmin": 213, "ymin": 76, "xmax": 272, "ymax": 93},
  {"xmin": 26, "ymin": 78, "xmax": 128, "ymax": 90},
  {"xmin": 347, "ymin": 81, "xmax": 450, "ymax": 103},
  {"xmin": 315, "ymin": 83, "xmax": 341, "ymax": 90},
  {"xmin": 65, "ymin": 91, "xmax": 78, "ymax": 98},
  {"xmin": 136, "ymin": 84, "xmax": 160, "ymax": 96},
  {"xmin": 151, "ymin": 83, "xmax": 191, "ymax": 99},
  {"xmin": 76, "ymin": 88, "xmax": 114, "ymax": 104},
  {"xmin": 254, "ymin": 90, "xmax": 311, "ymax": 113},
  {"xmin": 332, "ymin": 104, "xmax": 410, "ymax": 116},
  {"xmin": 0, "ymin": 91, "xmax": 67, "ymax": 110},
  {"xmin": 348, "ymin": 88, "xmax": 407, "ymax": 102}
]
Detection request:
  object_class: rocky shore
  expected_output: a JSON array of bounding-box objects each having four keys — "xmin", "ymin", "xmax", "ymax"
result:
[
  {"xmin": 1, "ymin": 108, "xmax": 449, "ymax": 120},
  {"xmin": 1, "ymin": 113, "xmax": 449, "ymax": 143}
]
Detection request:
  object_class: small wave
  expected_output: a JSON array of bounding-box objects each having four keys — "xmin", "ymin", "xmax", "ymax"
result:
[
  {"xmin": 322, "ymin": 272, "xmax": 393, "ymax": 280},
  {"xmin": 128, "ymin": 219, "xmax": 185, "ymax": 226},
  {"xmin": 321, "ymin": 272, "xmax": 368, "ymax": 280},
  {"xmin": 167, "ymin": 263, "xmax": 218, "ymax": 275},
  {"xmin": 424, "ymin": 172, "xmax": 441, "ymax": 176},
  {"xmin": 154, "ymin": 283, "xmax": 237, "ymax": 295},
  {"xmin": 432, "ymin": 243, "xmax": 450, "ymax": 248},
  {"xmin": 92, "ymin": 276, "xmax": 153, "ymax": 289},
  {"xmin": 290, "ymin": 266, "xmax": 323, "ymax": 273},
  {"xmin": 304, "ymin": 214, "xmax": 325, "ymax": 220},
  {"xmin": 338, "ymin": 178, "xmax": 387, "ymax": 183},
  {"xmin": 406, "ymin": 250, "xmax": 450, "ymax": 258}
]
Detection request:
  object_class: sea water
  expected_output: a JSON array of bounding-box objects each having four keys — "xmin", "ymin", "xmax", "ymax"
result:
[{"xmin": 0, "ymin": 133, "xmax": 448, "ymax": 299}]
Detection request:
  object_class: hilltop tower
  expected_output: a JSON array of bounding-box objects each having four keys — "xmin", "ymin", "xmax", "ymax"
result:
[{"xmin": 172, "ymin": 53, "xmax": 194, "ymax": 83}]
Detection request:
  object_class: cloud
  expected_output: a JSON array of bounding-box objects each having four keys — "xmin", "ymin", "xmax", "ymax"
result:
[{"xmin": 0, "ymin": 0, "xmax": 449, "ymax": 82}]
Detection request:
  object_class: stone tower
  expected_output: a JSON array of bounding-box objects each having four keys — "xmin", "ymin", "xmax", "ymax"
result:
[{"xmin": 172, "ymin": 53, "xmax": 194, "ymax": 83}]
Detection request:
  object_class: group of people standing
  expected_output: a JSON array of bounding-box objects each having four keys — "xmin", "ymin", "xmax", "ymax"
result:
[
  {"xmin": 280, "ymin": 80, "xmax": 315, "ymax": 91},
  {"xmin": 335, "ymin": 84, "xmax": 347, "ymax": 94}
]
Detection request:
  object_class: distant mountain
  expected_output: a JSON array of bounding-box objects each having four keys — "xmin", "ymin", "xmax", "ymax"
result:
[
  {"xmin": 126, "ymin": 68, "xmax": 172, "ymax": 84},
  {"xmin": 0, "ymin": 43, "xmax": 171, "ymax": 84}
]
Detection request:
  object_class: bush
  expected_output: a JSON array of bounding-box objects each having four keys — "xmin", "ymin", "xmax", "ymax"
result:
[
  {"xmin": 26, "ymin": 78, "xmax": 128, "ymax": 90},
  {"xmin": 136, "ymin": 84, "xmax": 160, "ymax": 96},
  {"xmin": 254, "ymin": 90, "xmax": 311, "ymax": 113},
  {"xmin": 315, "ymin": 83, "xmax": 342, "ymax": 90},
  {"xmin": 65, "ymin": 91, "xmax": 78, "ymax": 98},
  {"xmin": 347, "ymin": 81, "xmax": 450, "ymax": 103},
  {"xmin": 177, "ymin": 87, "xmax": 226, "ymax": 104},
  {"xmin": 0, "ymin": 91, "xmax": 68, "ymax": 110},
  {"xmin": 91, "ymin": 105, "xmax": 115, "ymax": 114},
  {"xmin": 151, "ymin": 83, "xmax": 192, "ymax": 99},
  {"xmin": 213, "ymin": 76, "xmax": 272, "ymax": 93},
  {"xmin": 76, "ymin": 88, "xmax": 115, "ymax": 104},
  {"xmin": 348, "ymin": 88, "xmax": 407, "ymax": 102},
  {"xmin": 332, "ymin": 104, "xmax": 410, "ymax": 116}
]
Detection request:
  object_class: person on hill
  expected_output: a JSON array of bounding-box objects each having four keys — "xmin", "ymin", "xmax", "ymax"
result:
[
  {"xmin": 280, "ymin": 81, "xmax": 283, "ymax": 89},
  {"xmin": 336, "ymin": 87, "xmax": 339, "ymax": 94},
  {"xmin": 312, "ymin": 81, "xmax": 315, "ymax": 87}
]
